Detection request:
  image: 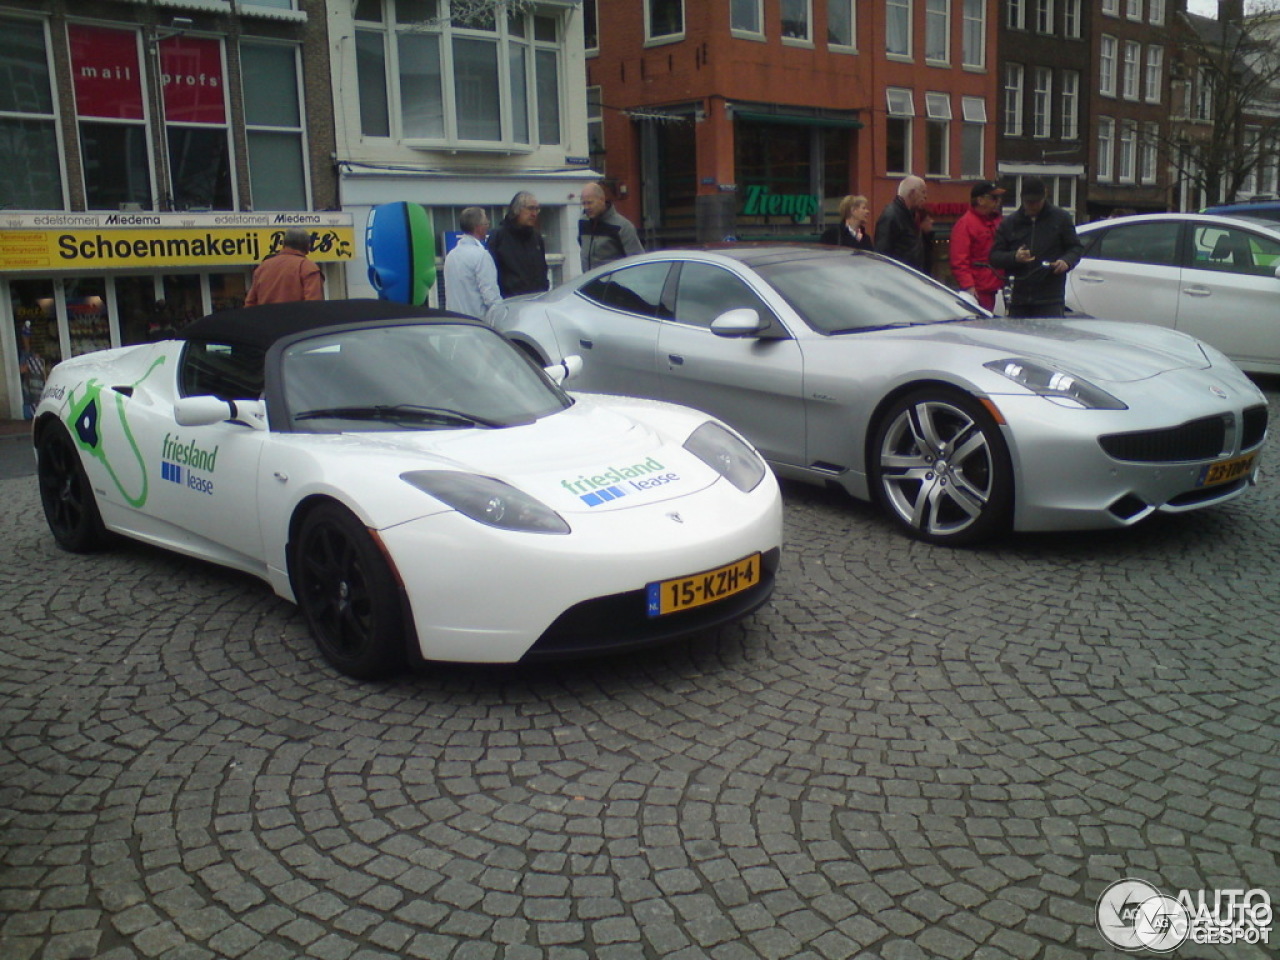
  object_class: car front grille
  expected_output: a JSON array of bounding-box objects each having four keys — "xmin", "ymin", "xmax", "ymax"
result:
[{"xmin": 1100, "ymin": 405, "xmax": 1269, "ymax": 463}]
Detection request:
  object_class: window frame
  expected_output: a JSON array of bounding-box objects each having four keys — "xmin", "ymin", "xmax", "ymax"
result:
[
  {"xmin": 780, "ymin": 0, "xmax": 813, "ymax": 45},
  {"xmin": 885, "ymin": 87, "xmax": 915, "ymax": 176},
  {"xmin": 925, "ymin": 0, "xmax": 950, "ymax": 65},
  {"xmin": 1140, "ymin": 121, "xmax": 1159, "ymax": 184},
  {"xmin": 1118, "ymin": 120, "xmax": 1137, "ymax": 182},
  {"xmin": 961, "ymin": 0, "xmax": 985, "ymax": 67},
  {"xmin": 1122, "ymin": 40, "xmax": 1140, "ymax": 100},
  {"xmin": 1099, "ymin": 35, "xmax": 1117, "ymax": 98},
  {"xmin": 1007, "ymin": 0, "xmax": 1026, "ymax": 30},
  {"xmin": 1060, "ymin": 69, "xmax": 1079, "ymax": 140},
  {"xmin": 242, "ymin": 40, "xmax": 309, "ymax": 212},
  {"xmin": 1032, "ymin": 66, "xmax": 1053, "ymax": 139},
  {"xmin": 827, "ymin": 0, "xmax": 856, "ymax": 50},
  {"xmin": 1035, "ymin": 0, "xmax": 1054, "ymax": 35},
  {"xmin": 645, "ymin": 0, "xmax": 684, "ymax": 44},
  {"xmin": 925, "ymin": 91, "xmax": 951, "ymax": 177},
  {"xmin": 1062, "ymin": 0, "xmax": 1081, "ymax": 38},
  {"xmin": 1004, "ymin": 62, "xmax": 1024, "ymax": 137},
  {"xmin": 886, "ymin": 0, "xmax": 912, "ymax": 59},
  {"xmin": 1144, "ymin": 45, "xmax": 1163, "ymax": 104},
  {"xmin": 1097, "ymin": 115, "xmax": 1115, "ymax": 181},
  {"xmin": 960, "ymin": 96, "xmax": 985, "ymax": 178},
  {"xmin": 0, "ymin": 13, "xmax": 67, "ymax": 210},
  {"xmin": 730, "ymin": 0, "xmax": 764, "ymax": 38}
]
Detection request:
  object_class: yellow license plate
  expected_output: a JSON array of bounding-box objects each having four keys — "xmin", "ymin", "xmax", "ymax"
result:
[
  {"xmin": 647, "ymin": 554, "xmax": 761, "ymax": 617},
  {"xmin": 1198, "ymin": 452, "xmax": 1257, "ymax": 487}
]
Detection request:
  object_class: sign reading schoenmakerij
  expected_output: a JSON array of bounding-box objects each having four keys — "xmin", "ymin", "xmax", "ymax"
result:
[{"xmin": 1096, "ymin": 877, "xmax": 1273, "ymax": 952}]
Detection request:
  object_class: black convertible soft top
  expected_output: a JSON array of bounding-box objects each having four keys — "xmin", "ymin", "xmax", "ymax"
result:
[{"xmin": 178, "ymin": 299, "xmax": 478, "ymax": 351}]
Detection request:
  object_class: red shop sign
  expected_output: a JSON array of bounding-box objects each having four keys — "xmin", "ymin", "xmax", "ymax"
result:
[
  {"xmin": 159, "ymin": 36, "xmax": 226, "ymax": 124},
  {"xmin": 69, "ymin": 24, "xmax": 144, "ymax": 120}
]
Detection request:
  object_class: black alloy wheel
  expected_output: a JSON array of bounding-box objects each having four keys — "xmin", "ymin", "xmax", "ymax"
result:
[{"xmin": 37, "ymin": 422, "xmax": 110, "ymax": 553}]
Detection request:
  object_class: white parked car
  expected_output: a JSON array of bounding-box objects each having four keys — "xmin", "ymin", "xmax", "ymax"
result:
[
  {"xmin": 1066, "ymin": 212, "xmax": 1280, "ymax": 375},
  {"xmin": 33, "ymin": 300, "xmax": 782, "ymax": 678}
]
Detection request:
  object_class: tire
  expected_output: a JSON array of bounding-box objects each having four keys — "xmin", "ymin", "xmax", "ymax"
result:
[
  {"xmin": 292, "ymin": 502, "xmax": 407, "ymax": 679},
  {"xmin": 870, "ymin": 388, "xmax": 1013, "ymax": 546},
  {"xmin": 37, "ymin": 422, "xmax": 110, "ymax": 553}
]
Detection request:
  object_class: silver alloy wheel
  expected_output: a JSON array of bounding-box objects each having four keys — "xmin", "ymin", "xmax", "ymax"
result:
[{"xmin": 877, "ymin": 396, "xmax": 999, "ymax": 541}]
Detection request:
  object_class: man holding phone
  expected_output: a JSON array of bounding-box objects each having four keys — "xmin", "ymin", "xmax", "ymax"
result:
[{"xmin": 988, "ymin": 178, "xmax": 1083, "ymax": 318}]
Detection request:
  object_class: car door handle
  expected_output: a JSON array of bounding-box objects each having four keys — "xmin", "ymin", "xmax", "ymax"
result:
[
  {"xmin": 1183, "ymin": 286, "xmax": 1211, "ymax": 297},
  {"xmin": 1077, "ymin": 273, "xmax": 1104, "ymax": 283},
  {"xmin": 668, "ymin": 354, "xmax": 684, "ymax": 366},
  {"xmin": 578, "ymin": 338, "xmax": 593, "ymax": 349}
]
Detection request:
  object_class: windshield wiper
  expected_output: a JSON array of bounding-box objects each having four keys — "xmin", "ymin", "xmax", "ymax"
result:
[
  {"xmin": 293, "ymin": 404, "xmax": 505, "ymax": 428},
  {"xmin": 826, "ymin": 316, "xmax": 978, "ymax": 335}
]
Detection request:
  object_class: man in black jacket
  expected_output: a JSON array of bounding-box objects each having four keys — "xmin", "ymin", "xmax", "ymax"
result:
[
  {"xmin": 874, "ymin": 176, "xmax": 934, "ymax": 273},
  {"xmin": 488, "ymin": 191, "xmax": 550, "ymax": 298},
  {"xmin": 988, "ymin": 178, "xmax": 1083, "ymax": 318}
]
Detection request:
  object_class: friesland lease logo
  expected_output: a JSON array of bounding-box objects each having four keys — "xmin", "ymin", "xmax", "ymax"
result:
[{"xmin": 560, "ymin": 457, "xmax": 680, "ymax": 507}]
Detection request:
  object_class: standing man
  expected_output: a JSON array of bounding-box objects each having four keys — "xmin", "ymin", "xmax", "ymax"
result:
[
  {"xmin": 988, "ymin": 178, "xmax": 1083, "ymax": 318},
  {"xmin": 875, "ymin": 176, "xmax": 934, "ymax": 273},
  {"xmin": 245, "ymin": 228, "xmax": 324, "ymax": 305},
  {"xmin": 443, "ymin": 207, "xmax": 501, "ymax": 319},
  {"xmin": 950, "ymin": 181, "xmax": 1007, "ymax": 312},
  {"xmin": 578, "ymin": 182, "xmax": 643, "ymax": 271},
  {"xmin": 488, "ymin": 191, "xmax": 550, "ymax": 299}
]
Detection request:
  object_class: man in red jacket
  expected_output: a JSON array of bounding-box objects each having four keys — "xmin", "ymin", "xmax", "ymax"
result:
[
  {"xmin": 950, "ymin": 181, "xmax": 1006, "ymax": 312},
  {"xmin": 245, "ymin": 229, "xmax": 324, "ymax": 305}
]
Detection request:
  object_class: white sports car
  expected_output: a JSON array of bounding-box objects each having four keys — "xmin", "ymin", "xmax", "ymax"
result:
[{"xmin": 33, "ymin": 300, "xmax": 782, "ymax": 678}]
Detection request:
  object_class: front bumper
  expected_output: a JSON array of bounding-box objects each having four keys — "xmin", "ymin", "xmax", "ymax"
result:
[{"xmin": 377, "ymin": 475, "xmax": 783, "ymax": 663}]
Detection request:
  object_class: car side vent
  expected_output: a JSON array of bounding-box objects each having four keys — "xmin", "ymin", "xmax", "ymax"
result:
[
  {"xmin": 1099, "ymin": 415, "xmax": 1227, "ymax": 462},
  {"xmin": 1241, "ymin": 404, "xmax": 1269, "ymax": 450}
]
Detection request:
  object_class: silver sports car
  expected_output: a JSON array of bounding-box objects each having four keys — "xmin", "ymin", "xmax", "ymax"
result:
[{"xmin": 490, "ymin": 245, "xmax": 1268, "ymax": 545}]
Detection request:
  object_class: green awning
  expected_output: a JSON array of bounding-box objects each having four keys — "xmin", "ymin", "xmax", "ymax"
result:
[{"xmin": 732, "ymin": 109, "xmax": 863, "ymax": 130}]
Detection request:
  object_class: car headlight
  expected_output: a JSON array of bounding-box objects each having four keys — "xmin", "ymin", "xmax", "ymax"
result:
[
  {"xmin": 401, "ymin": 471, "xmax": 570, "ymax": 534},
  {"xmin": 984, "ymin": 359, "xmax": 1128, "ymax": 410},
  {"xmin": 683, "ymin": 422, "xmax": 767, "ymax": 492}
]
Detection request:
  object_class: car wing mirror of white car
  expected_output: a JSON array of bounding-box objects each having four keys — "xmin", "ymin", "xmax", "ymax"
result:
[
  {"xmin": 175, "ymin": 396, "xmax": 267, "ymax": 430},
  {"xmin": 544, "ymin": 354, "xmax": 584, "ymax": 385},
  {"xmin": 710, "ymin": 308, "xmax": 767, "ymax": 338}
]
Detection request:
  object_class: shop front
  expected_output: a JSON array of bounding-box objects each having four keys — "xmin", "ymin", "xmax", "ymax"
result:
[{"xmin": 1, "ymin": 211, "xmax": 354, "ymax": 420}]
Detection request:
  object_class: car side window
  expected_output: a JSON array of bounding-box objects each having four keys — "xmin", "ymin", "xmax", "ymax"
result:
[
  {"xmin": 1189, "ymin": 226, "xmax": 1280, "ymax": 276},
  {"xmin": 672, "ymin": 262, "xmax": 777, "ymax": 329},
  {"xmin": 1087, "ymin": 222, "xmax": 1180, "ymax": 267},
  {"xmin": 578, "ymin": 262, "xmax": 672, "ymax": 318},
  {"xmin": 180, "ymin": 341, "xmax": 265, "ymax": 400}
]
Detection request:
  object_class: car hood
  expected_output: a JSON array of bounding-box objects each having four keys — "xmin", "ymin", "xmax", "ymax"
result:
[
  {"xmin": 889, "ymin": 317, "xmax": 1209, "ymax": 382},
  {"xmin": 316, "ymin": 395, "xmax": 720, "ymax": 516}
]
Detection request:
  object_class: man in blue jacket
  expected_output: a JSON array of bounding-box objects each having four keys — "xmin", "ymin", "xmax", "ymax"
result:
[{"xmin": 988, "ymin": 178, "xmax": 1083, "ymax": 318}]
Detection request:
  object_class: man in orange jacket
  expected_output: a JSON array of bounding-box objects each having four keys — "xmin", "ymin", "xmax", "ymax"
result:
[
  {"xmin": 245, "ymin": 229, "xmax": 324, "ymax": 305},
  {"xmin": 950, "ymin": 181, "xmax": 1006, "ymax": 312}
]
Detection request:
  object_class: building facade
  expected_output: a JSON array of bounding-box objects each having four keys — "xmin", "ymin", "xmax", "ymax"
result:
[
  {"xmin": 327, "ymin": 0, "xmax": 596, "ymax": 305},
  {"xmin": 584, "ymin": 0, "xmax": 1001, "ymax": 265},
  {"xmin": 0, "ymin": 0, "xmax": 345, "ymax": 420}
]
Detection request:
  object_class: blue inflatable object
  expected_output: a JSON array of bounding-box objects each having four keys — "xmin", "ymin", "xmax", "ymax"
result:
[{"xmin": 366, "ymin": 202, "xmax": 436, "ymax": 304}]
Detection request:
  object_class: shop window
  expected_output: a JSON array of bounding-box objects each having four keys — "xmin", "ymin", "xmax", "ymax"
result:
[
  {"xmin": 243, "ymin": 42, "xmax": 307, "ymax": 211},
  {"xmin": 355, "ymin": 0, "xmax": 564, "ymax": 149},
  {"xmin": 0, "ymin": 16, "xmax": 64, "ymax": 209},
  {"xmin": 11, "ymin": 280, "xmax": 61, "ymax": 419},
  {"xmin": 65, "ymin": 277, "xmax": 111, "ymax": 357}
]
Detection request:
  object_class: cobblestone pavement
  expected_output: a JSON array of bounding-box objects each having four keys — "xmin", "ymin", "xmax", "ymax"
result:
[{"xmin": 3, "ymin": 387, "xmax": 1278, "ymax": 960}]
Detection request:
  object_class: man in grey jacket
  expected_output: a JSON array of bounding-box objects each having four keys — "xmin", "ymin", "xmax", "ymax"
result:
[{"xmin": 578, "ymin": 182, "xmax": 644, "ymax": 272}]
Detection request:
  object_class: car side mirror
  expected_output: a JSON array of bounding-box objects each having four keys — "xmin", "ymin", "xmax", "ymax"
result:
[
  {"xmin": 544, "ymin": 355, "xmax": 583, "ymax": 385},
  {"xmin": 710, "ymin": 308, "xmax": 769, "ymax": 338},
  {"xmin": 175, "ymin": 396, "xmax": 267, "ymax": 429},
  {"xmin": 1274, "ymin": 264, "xmax": 1280, "ymax": 281}
]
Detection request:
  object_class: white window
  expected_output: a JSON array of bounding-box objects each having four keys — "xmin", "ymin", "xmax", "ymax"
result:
[
  {"xmin": 925, "ymin": 91, "xmax": 951, "ymax": 176},
  {"xmin": 1032, "ymin": 67, "xmax": 1052, "ymax": 138},
  {"xmin": 886, "ymin": 88, "xmax": 914, "ymax": 174},
  {"xmin": 1140, "ymin": 122, "xmax": 1159, "ymax": 183},
  {"xmin": 1036, "ymin": 0, "xmax": 1054, "ymax": 34},
  {"xmin": 1062, "ymin": 0, "xmax": 1081, "ymax": 37},
  {"xmin": 961, "ymin": 96, "xmax": 986, "ymax": 178},
  {"xmin": 1195, "ymin": 67, "xmax": 1212, "ymax": 121},
  {"xmin": 730, "ymin": 0, "xmax": 763, "ymax": 36},
  {"xmin": 355, "ymin": 0, "xmax": 565, "ymax": 149},
  {"xmin": 1007, "ymin": 0, "xmax": 1026, "ymax": 29},
  {"xmin": 647, "ymin": 0, "xmax": 684, "ymax": 41},
  {"xmin": 887, "ymin": 0, "xmax": 912, "ymax": 57},
  {"xmin": 962, "ymin": 0, "xmax": 985, "ymax": 66},
  {"xmin": 243, "ymin": 42, "xmax": 308, "ymax": 211},
  {"xmin": 1145, "ymin": 46, "xmax": 1163, "ymax": 103},
  {"xmin": 1097, "ymin": 116, "xmax": 1115, "ymax": 181},
  {"xmin": 1149, "ymin": 0, "xmax": 1165, "ymax": 24},
  {"xmin": 1100, "ymin": 35, "xmax": 1117, "ymax": 97},
  {"xmin": 0, "ymin": 15, "xmax": 64, "ymax": 209},
  {"xmin": 1118, "ymin": 120, "xmax": 1136, "ymax": 181},
  {"xmin": 1004, "ymin": 62, "xmax": 1024, "ymax": 136},
  {"xmin": 1102, "ymin": 0, "xmax": 1119, "ymax": 14},
  {"xmin": 1126, "ymin": 0, "xmax": 1142, "ymax": 19},
  {"xmin": 828, "ymin": 0, "xmax": 856, "ymax": 48},
  {"xmin": 1061, "ymin": 69, "xmax": 1079, "ymax": 140},
  {"xmin": 1122, "ymin": 41, "xmax": 1140, "ymax": 99},
  {"xmin": 926, "ymin": 0, "xmax": 949, "ymax": 62},
  {"xmin": 781, "ymin": 0, "xmax": 811, "ymax": 41}
]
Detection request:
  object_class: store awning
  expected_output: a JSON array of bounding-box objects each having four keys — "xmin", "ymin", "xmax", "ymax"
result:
[{"xmin": 731, "ymin": 108, "xmax": 863, "ymax": 130}]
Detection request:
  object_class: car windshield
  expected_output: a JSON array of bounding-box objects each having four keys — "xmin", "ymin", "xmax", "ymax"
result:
[
  {"xmin": 283, "ymin": 323, "xmax": 570, "ymax": 433},
  {"xmin": 754, "ymin": 254, "xmax": 984, "ymax": 335}
]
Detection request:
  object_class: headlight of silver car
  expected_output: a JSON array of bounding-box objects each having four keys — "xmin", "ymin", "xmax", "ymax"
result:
[
  {"xmin": 683, "ymin": 422, "xmax": 767, "ymax": 492},
  {"xmin": 401, "ymin": 471, "xmax": 570, "ymax": 534},
  {"xmin": 984, "ymin": 359, "xmax": 1128, "ymax": 411}
]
